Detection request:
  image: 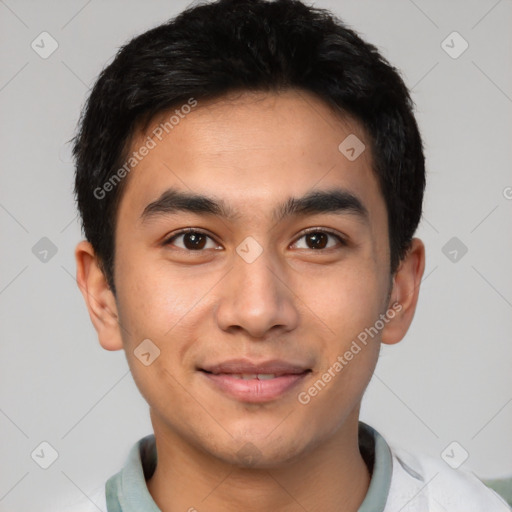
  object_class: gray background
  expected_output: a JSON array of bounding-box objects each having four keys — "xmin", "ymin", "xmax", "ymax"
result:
[{"xmin": 0, "ymin": 0, "xmax": 511, "ymax": 510}]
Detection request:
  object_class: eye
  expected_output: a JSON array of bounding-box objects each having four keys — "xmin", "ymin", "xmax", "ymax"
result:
[
  {"xmin": 163, "ymin": 229, "xmax": 220, "ymax": 251},
  {"xmin": 292, "ymin": 229, "xmax": 346, "ymax": 250},
  {"xmin": 162, "ymin": 228, "xmax": 347, "ymax": 252}
]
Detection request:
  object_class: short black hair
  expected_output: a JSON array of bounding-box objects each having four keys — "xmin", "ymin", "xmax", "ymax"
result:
[{"xmin": 73, "ymin": 0, "xmax": 426, "ymax": 294}]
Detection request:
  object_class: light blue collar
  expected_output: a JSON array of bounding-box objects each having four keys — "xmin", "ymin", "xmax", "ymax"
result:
[
  {"xmin": 357, "ymin": 421, "xmax": 393, "ymax": 511},
  {"xmin": 105, "ymin": 421, "xmax": 393, "ymax": 511}
]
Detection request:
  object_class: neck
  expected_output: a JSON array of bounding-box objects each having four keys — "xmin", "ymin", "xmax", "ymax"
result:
[{"xmin": 146, "ymin": 411, "xmax": 371, "ymax": 512}]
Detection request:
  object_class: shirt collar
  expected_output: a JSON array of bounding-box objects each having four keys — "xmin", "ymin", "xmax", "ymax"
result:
[
  {"xmin": 105, "ymin": 421, "xmax": 393, "ymax": 512},
  {"xmin": 357, "ymin": 421, "xmax": 393, "ymax": 511}
]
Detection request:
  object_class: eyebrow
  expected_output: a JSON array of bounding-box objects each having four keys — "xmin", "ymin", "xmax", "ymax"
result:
[{"xmin": 140, "ymin": 187, "xmax": 369, "ymax": 225}]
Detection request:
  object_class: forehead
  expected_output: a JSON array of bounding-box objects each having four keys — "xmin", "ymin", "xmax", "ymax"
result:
[{"xmin": 118, "ymin": 89, "xmax": 384, "ymax": 224}]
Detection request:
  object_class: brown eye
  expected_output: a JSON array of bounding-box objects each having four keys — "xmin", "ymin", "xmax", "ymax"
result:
[
  {"xmin": 292, "ymin": 230, "xmax": 345, "ymax": 250},
  {"xmin": 305, "ymin": 232, "xmax": 329, "ymax": 249},
  {"xmin": 164, "ymin": 230, "xmax": 219, "ymax": 251},
  {"xmin": 181, "ymin": 232, "xmax": 207, "ymax": 250}
]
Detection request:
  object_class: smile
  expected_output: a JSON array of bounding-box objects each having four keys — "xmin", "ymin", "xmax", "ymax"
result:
[{"xmin": 199, "ymin": 369, "xmax": 311, "ymax": 403}]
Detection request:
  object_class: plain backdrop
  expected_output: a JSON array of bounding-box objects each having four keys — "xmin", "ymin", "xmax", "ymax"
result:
[{"xmin": 0, "ymin": 1, "xmax": 511, "ymax": 511}]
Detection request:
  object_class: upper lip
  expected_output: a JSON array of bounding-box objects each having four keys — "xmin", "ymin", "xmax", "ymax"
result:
[{"xmin": 200, "ymin": 358, "xmax": 311, "ymax": 376}]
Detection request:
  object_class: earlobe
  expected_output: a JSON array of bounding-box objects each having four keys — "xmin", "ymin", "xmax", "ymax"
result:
[
  {"xmin": 74, "ymin": 240, "xmax": 124, "ymax": 351},
  {"xmin": 381, "ymin": 238, "xmax": 426, "ymax": 345}
]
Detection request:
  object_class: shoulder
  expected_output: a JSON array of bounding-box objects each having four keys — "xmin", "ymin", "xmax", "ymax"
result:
[
  {"xmin": 60, "ymin": 484, "xmax": 107, "ymax": 512},
  {"xmin": 384, "ymin": 444, "xmax": 511, "ymax": 512}
]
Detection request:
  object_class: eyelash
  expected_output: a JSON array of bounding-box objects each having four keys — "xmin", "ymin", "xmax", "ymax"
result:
[{"xmin": 162, "ymin": 227, "xmax": 347, "ymax": 252}]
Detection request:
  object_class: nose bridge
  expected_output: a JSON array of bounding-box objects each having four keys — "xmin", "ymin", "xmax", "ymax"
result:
[
  {"xmin": 215, "ymin": 236, "xmax": 298, "ymax": 336},
  {"xmin": 233, "ymin": 236, "xmax": 281, "ymax": 308}
]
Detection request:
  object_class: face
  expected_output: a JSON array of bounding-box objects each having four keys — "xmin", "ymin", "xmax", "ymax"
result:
[{"xmin": 78, "ymin": 89, "xmax": 421, "ymax": 468}]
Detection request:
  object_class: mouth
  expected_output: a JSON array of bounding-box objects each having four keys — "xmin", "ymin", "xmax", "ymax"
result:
[
  {"xmin": 200, "ymin": 359, "xmax": 311, "ymax": 375},
  {"xmin": 198, "ymin": 359, "xmax": 312, "ymax": 403},
  {"xmin": 201, "ymin": 371, "xmax": 305, "ymax": 380},
  {"xmin": 200, "ymin": 370, "xmax": 311, "ymax": 380}
]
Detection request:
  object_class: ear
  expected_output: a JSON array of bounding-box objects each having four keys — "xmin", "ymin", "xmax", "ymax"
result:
[
  {"xmin": 74, "ymin": 240, "xmax": 124, "ymax": 351},
  {"xmin": 381, "ymin": 238, "xmax": 425, "ymax": 345}
]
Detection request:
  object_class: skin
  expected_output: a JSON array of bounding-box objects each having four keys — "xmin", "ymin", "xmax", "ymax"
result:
[{"xmin": 75, "ymin": 89, "xmax": 425, "ymax": 512}]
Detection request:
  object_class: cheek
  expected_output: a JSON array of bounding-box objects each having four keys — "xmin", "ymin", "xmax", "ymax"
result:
[
  {"xmin": 114, "ymin": 252, "xmax": 200, "ymax": 342},
  {"xmin": 114, "ymin": 261, "xmax": 200, "ymax": 414},
  {"xmin": 299, "ymin": 262, "xmax": 386, "ymax": 346},
  {"xmin": 297, "ymin": 271, "xmax": 384, "ymax": 423},
  {"xmin": 339, "ymin": 282, "xmax": 384, "ymax": 341}
]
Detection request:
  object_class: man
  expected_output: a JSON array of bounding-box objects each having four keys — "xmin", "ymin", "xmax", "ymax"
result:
[{"xmin": 68, "ymin": 0, "xmax": 511, "ymax": 510}]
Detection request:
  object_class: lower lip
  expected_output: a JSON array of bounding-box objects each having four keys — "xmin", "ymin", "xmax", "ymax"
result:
[{"xmin": 200, "ymin": 371, "xmax": 310, "ymax": 403}]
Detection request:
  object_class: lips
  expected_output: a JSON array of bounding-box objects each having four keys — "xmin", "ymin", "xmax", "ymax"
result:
[
  {"xmin": 200, "ymin": 358, "xmax": 310, "ymax": 376},
  {"xmin": 199, "ymin": 359, "xmax": 312, "ymax": 403},
  {"xmin": 212, "ymin": 373, "xmax": 281, "ymax": 380}
]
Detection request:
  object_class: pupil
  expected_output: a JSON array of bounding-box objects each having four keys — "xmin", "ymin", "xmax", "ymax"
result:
[
  {"xmin": 308, "ymin": 232, "xmax": 327, "ymax": 249},
  {"xmin": 184, "ymin": 233, "xmax": 206, "ymax": 250}
]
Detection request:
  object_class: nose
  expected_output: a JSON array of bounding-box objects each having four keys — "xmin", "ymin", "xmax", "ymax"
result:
[{"xmin": 214, "ymin": 242, "xmax": 299, "ymax": 339}]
